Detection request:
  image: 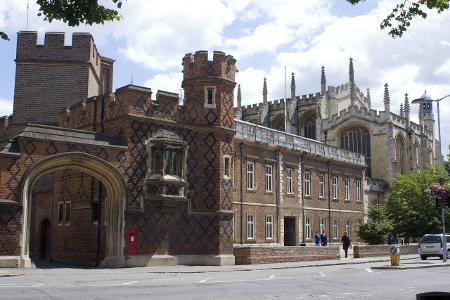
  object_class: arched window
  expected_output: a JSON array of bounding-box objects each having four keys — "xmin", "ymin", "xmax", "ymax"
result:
[
  {"xmin": 340, "ymin": 126, "xmax": 371, "ymax": 176},
  {"xmin": 302, "ymin": 111, "xmax": 316, "ymax": 140},
  {"xmin": 395, "ymin": 134, "xmax": 405, "ymax": 174}
]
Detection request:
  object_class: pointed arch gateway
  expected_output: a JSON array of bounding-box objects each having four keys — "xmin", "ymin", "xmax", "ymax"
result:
[{"xmin": 19, "ymin": 152, "xmax": 127, "ymax": 268}]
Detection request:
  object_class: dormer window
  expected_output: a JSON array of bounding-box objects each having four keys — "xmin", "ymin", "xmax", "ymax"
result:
[{"xmin": 204, "ymin": 86, "xmax": 216, "ymax": 108}]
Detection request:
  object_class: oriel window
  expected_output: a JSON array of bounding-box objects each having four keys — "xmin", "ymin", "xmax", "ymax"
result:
[{"xmin": 164, "ymin": 148, "xmax": 182, "ymax": 176}]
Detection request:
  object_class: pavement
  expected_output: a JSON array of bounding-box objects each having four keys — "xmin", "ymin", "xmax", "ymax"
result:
[
  {"xmin": 0, "ymin": 254, "xmax": 444, "ymax": 275},
  {"xmin": 1, "ymin": 256, "xmax": 450, "ymax": 300}
]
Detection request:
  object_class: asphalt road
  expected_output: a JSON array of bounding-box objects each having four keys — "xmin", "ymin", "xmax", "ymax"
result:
[{"xmin": 0, "ymin": 258, "xmax": 449, "ymax": 299}]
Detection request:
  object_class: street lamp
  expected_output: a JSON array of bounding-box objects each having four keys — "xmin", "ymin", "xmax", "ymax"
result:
[{"xmin": 412, "ymin": 91, "xmax": 450, "ymax": 262}]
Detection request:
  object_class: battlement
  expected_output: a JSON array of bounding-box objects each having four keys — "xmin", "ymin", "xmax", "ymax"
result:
[
  {"xmin": 182, "ymin": 50, "xmax": 237, "ymax": 81},
  {"xmin": 16, "ymin": 31, "xmax": 100, "ymax": 66}
]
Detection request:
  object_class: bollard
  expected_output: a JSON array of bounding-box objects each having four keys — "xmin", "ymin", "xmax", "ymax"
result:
[{"xmin": 390, "ymin": 245, "xmax": 400, "ymax": 266}]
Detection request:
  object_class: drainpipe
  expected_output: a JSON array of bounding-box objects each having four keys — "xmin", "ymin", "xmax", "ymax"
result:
[
  {"xmin": 300, "ymin": 153, "xmax": 306, "ymax": 246},
  {"xmin": 275, "ymin": 151, "xmax": 281, "ymax": 244},
  {"xmin": 239, "ymin": 143, "xmax": 244, "ymax": 245},
  {"xmin": 327, "ymin": 161, "xmax": 332, "ymax": 238},
  {"xmin": 96, "ymin": 81, "xmax": 106, "ymax": 266}
]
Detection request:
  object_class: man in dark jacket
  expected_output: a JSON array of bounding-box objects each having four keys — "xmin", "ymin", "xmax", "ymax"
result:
[
  {"xmin": 320, "ymin": 232, "xmax": 328, "ymax": 246},
  {"xmin": 341, "ymin": 232, "xmax": 351, "ymax": 258}
]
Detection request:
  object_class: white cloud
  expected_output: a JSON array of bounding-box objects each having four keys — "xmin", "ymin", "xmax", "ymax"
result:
[
  {"xmin": 143, "ymin": 72, "xmax": 183, "ymax": 97},
  {"xmin": 0, "ymin": 97, "xmax": 13, "ymax": 116}
]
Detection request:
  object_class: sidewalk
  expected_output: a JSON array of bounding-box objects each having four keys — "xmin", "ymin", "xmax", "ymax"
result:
[
  {"xmin": 1, "ymin": 254, "xmax": 443, "ymax": 275},
  {"xmin": 142, "ymin": 254, "xmax": 420, "ymax": 273}
]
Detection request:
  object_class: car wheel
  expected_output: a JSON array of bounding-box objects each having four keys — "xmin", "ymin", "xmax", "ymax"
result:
[{"xmin": 420, "ymin": 255, "xmax": 427, "ymax": 260}]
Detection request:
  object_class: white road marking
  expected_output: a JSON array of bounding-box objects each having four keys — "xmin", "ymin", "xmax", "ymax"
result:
[
  {"xmin": 269, "ymin": 275, "xmax": 275, "ymax": 279},
  {"xmin": 196, "ymin": 278, "xmax": 209, "ymax": 283},
  {"xmin": 366, "ymin": 268, "xmax": 373, "ymax": 273},
  {"xmin": 123, "ymin": 281, "xmax": 139, "ymax": 285},
  {"xmin": 320, "ymin": 272, "xmax": 326, "ymax": 277}
]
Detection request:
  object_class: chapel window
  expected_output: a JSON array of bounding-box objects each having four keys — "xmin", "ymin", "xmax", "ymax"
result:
[{"xmin": 340, "ymin": 126, "xmax": 371, "ymax": 177}]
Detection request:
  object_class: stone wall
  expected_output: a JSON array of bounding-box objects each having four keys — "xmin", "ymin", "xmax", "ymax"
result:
[
  {"xmin": 353, "ymin": 244, "xmax": 418, "ymax": 258},
  {"xmin": 234, "ymin": 245, "xmax": 340, "ymax": 264}
]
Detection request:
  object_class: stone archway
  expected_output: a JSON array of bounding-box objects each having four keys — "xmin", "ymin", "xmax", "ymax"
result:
[{"xmin": 19, "ymin": 152, "xmax": 127, "ymax": 268}]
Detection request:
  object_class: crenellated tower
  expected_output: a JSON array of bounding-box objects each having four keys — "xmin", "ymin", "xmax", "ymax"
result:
[
  {"xmin": 182, "ymin": 50, "xmax": 237, "ymax": 128},
  {"xmin": 12, "ymin": 31, "xmax": 114, "ymax": 127}
]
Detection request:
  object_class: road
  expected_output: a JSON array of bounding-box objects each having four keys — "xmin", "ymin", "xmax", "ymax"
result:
[{"xmin": 0, "ymin": 258, "xmax": 449, "ymax": 299}]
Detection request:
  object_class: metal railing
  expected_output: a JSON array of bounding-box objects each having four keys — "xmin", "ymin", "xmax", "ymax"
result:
[{"xmin": 235, "ymin": 120, "xmax": 366, "ymax": 166}]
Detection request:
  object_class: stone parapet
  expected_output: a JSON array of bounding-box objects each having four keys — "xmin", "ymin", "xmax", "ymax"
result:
[
  {"xmin": 353, "ymin": 244, "xmax": 418, "ymax": 258},
  {"xmin": 233, "ymin": 245, "xmax": 340, "ymax": 264},
  {"xmin": 235, "ymin": 120, "xmax": 366, "ymax": 166}
]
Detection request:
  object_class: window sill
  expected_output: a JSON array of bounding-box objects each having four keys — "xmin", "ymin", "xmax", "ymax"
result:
[
  {"xmin": 332, "ymin": 198, "xmax": 339, "ymax": 202},
  {"xmin": 319, "ymin": 197, "xmax": 325, "ymax": 200},
  {"xmin": 264, "ymin": 191, "xmax": 274, "ymax": 195},
  {"xmin": 246, "ymin": 189, "xmax": 257, "ymax": 193}
]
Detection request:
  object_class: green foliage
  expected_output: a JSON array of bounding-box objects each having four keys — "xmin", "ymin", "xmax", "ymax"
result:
[
  {"xmin": 356, "ymin": 203, "xmax": 393, "ymax": 245},
  {"xmin": 386, "ymin": 166, "xmax": 450, "ymax": 239},
  {"xmin": 1, "ymin": 0, "xmax": 123, "ymax": 41},
  {"xmin": 346, "ymin": 0, "xmax": 450, "ymax": 37}
]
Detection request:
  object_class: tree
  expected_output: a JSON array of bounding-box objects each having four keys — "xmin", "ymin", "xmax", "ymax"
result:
[
  {"xmin": 346, "ymin": 0, "xmax": 450, "ymax": 37},
  {"xmin": 1, "ymin": 0, "xmax": 123, "ymax": 41},
  {"xmin": 385, "ymin": 166, "xmax": 450, "ymax": 240},
  {"xmin": 355, "ymin": 203, "xmax": 393, "ymax": 245}
]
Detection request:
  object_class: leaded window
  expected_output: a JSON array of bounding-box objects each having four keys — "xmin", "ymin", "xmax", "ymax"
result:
[{"xmin": 340, "ymin": 127, "xmax": 371, "ymax": 176}]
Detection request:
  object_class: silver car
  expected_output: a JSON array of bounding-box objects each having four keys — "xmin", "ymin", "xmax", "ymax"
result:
[{"xmin": 418, "ymin": 234, "xmax": 450, "ymax": 260}]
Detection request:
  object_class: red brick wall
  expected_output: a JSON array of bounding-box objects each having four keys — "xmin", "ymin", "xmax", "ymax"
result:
[{"xmin": 12, "ymin": 32, "xmax": 106, "ymax": 126}]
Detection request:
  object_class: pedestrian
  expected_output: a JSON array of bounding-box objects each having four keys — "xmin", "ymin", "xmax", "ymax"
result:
[
  {"xmin": 320, "ymin": 231, "xmax": 328, "ymax": 246},
  {"xmin": 387, "ymin": 232, "xmax": 394, "ymax": 245},
  {"xmin": 314, "ymin": 232, "xmax": 321, "ymax": 246},
  {"xmin": 341, "ymin": 231, "xmax": 351, "ymax": 258}
]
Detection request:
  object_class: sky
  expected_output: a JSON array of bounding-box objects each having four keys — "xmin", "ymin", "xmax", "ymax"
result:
[{"xmin": 1, "ymin": 0, "xmax": 450, "ymax": 156}]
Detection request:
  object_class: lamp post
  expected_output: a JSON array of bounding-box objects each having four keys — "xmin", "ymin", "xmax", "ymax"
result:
[{"xmin": 412, "ymin": 92, "xmax": 450, "ymax": 262}]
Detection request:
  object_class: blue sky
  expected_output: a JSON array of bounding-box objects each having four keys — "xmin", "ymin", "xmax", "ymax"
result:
[{"xmin": 1, "ymin": 0, "xmax": 450, "ymax": 156}]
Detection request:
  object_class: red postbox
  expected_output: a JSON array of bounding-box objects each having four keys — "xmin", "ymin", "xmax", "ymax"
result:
[{"xmin": 127, "ymin": 228, "xmax": 137, "ymax": 256}]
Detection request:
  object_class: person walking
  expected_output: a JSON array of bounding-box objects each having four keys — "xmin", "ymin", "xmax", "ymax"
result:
[
  {"xmin": 314, "ymin": 232, "xmax": 321, "ymax": 246},
  {"xmin": 320, "ymin": 231, "xmax": 328, "ymax": 246},
  {"xmin": 341, "ymin": 231, "xmax": 351, "ymax": 258}
]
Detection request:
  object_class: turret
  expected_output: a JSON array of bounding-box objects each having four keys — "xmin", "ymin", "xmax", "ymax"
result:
[
  {"xmin": 383, "ymin": 83, "xmax": 391, "ymax": 120},
  {"xmin": 181, "ymin": 50, "xmax": 237, "ymax": 128},
  {"xmin": 404, "ymin": 93, "xmax": 410, "ymax": 128},
  {"xmin": 349, "ymin": 58, "xmax": 356, "ymax": 106},
  {"xmin": 366, "ymin": 88, "xmax": 371, "ymax": 109},
  {"xmin": 420, "ymin": 91, "xmax": 435, "ymax": 133},
  {"xmin": 12, "ymin": 31, "xmax": 110, "ymax": 127},
  {"xmin": 321, "ymin": 66, "xmax": 326, "ymax": 94},
  {"xmin": 399, "ymin": 103, "xmax": 404, "ymax": 117},
  {"xmin": 263, "ymin": 77, "xmax": 268, "ymax": 104},
  {"xmin": 290, "ymin": 72, "xmax": 296, "ymax": 101},
  {"xmin": 237, "ymin": 84, "xmax": 242, "ymax": 108}
]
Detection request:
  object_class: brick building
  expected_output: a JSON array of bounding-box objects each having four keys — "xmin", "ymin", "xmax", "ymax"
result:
[{"xmin": 0, "ymin": 31, "xmax": 365, "ymax": 268}]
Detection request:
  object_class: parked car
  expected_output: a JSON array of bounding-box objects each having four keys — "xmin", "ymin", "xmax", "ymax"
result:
[{"xmin": 418, "ymin": 234, "xmax": 450, "ymax": 260}]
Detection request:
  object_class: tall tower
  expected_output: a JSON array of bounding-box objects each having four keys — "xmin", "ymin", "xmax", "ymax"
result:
[
  {"xmin": 12, "ymin": 31, "xmax": 113, "ymax": 127},
  {"xmin": 181, "ymin": 51, "xmax": 237, "ymax": 262},
  {"xmin": 421, "ymin": 91, "xmax": 435, "ymax": 133}
]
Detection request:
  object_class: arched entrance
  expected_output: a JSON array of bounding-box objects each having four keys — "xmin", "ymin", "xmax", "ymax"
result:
[{"xmin": 19, "ymin": 152, "xmax": 127, "ymax": 268}]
